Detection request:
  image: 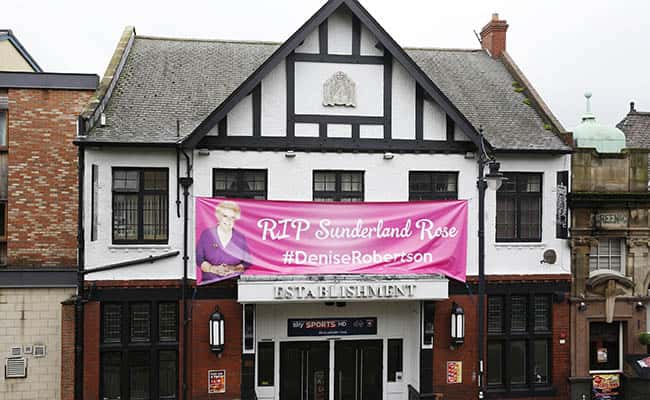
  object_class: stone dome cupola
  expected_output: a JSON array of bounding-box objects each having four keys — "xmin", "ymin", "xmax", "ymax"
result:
[{"xmin": 572, "ymin": 92, "xmax": 626, "ymax": 153}]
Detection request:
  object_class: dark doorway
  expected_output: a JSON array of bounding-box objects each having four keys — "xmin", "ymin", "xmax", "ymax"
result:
[
  {"xmin": 335, "ymin": 340, "xmax": 382, "ymax": 400},
  {"xmin": 280, "ymin": 341, "xmax": 329, "ymax": 400}
]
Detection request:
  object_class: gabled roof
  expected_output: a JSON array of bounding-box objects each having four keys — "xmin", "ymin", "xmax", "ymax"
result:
[
  {"xmin": 181, "ymin": 0, "xmax": 485, "ymax": 149},
  {"xmin": 0, "ymin": 29, "xmax": 42, "ymax": 72},
  {"xmin": 80, "ymin": 0, "xmax": 570, "ymax": 152}
]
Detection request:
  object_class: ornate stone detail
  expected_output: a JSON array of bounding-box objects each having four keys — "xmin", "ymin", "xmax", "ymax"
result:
[{"xmin": 323, "ymin": 71, "xmax": 356, "ymax": 107}]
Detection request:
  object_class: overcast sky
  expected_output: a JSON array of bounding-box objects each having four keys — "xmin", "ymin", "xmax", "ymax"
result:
[{"xmin": 4, "ymin": 0, "xmax": 649, "ymax": 130}]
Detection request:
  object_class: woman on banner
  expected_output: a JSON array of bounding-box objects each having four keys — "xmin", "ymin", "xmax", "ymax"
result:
[{"xmin": 196, "ymin": 200, "xmax": 251, "ymax": 284}]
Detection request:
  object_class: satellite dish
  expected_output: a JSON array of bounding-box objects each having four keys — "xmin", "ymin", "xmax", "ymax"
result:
[{"xmin": 542, "ymin": 249, "xmax": 557, "ymax": 265}]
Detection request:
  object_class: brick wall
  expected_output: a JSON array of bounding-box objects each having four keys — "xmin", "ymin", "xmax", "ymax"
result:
[
  {"xmin": 60, "ymin": 301, "xmax": 75, "ymax": 400},
  {"xmin": 433, "ymin": 289, "xmax": 571, "ymax": 400},
  {"xmin": 190, "ymin": 299, "xmax": 243, "ymax": 400},
  {"xmin": 0, "ymin": 288, "xmax": 75, "ymax": 400},
  {"xmin": 432, "ymin": 296, "xmax": 479, "ymax": 400},
  {"xmin": 6, "ymin": 88, "xmax": 93, "ymax": 267},
  {"xmin": 82, "ymin": 301, "xmax": 100, "ymax": 400}
]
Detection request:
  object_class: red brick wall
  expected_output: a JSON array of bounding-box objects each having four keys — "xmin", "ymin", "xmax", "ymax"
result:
[
  {"xmin": 83, "ymin": 301, "xmax": 101, "ymax": 400},
  {"xmin": 190, "ymin": 299, "xmax": 243, "ymax": 400},
  {"xmin": 433, "ymin": 296, "xmax": 479, "ymax": 400},
  {"xmin": 433, "ymin": 289, "xmax": 571, "ymax": 400},
  {"xmin": 61, "ymin": 301, "xmax": 76, "ymax": 400},
  {"xmin": 6, "ymin": 88, "xmax": 93, "ymax": 267}
]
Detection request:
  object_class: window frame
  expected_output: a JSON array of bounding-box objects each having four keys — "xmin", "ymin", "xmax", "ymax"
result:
[
  {"xmin": 589, "ymin": 321, "xmax": 624, "ymax": 374},
  {"xmin": 111, "ymin": 167, "xmax": 169, "ymax": 245},
  {"xmin": 486, "ymin": 293, "xmax": 554, "ymax": 395},
  {"xmin": 100, "ymin": 301, "xmax": 179, "ymax": 400},
  {"xmin": 212, "ymin": 168, "xmax": 267, "ymax": 199},
  {"xmin": 496, "ymin": 172, "xmax": 543, "ymax": 243},
  {"xmin": 91, "ymin": 164, "xmax": 99, "ymax": 242},
  {"xmin": 589, "ymin": 238, "xmax": 626, "ymax": 276},
  {"xmin": 312, "ymin": 170, "xmax": 364, "ymax": 202},
  {"xmin": 408, "ymin": 171, "xmax": 459, "ymax": 201}
]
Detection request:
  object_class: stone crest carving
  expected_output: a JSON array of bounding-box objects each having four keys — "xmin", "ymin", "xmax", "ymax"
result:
[{"xmin": 323, "ymin": 71, "xmax": 356, "ymax": 107}]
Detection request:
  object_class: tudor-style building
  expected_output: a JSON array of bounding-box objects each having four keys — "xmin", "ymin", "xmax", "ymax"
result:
[{"xmin": 76, "ymin": 2, "xmax": 572, "ymax": 399}]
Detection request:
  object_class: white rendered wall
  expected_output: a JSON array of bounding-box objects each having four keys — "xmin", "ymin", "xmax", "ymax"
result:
[
  {"xmin": 83, "ymin": 148, "xmax": 187, "ymax": 281},
  {"xmin": 254, "ymin": 301, "xmax": 420, "ymax": 400},
  {"xmin": 423, "ymin": 98, "xmax": 446, "ymax": 141},
  {"xmin": 391, "ymin": 60, "xmax": 416, "ymax": 140},
  {"xmin": 227, "ymin": 94, "xmax": 253, "ymax": 136},
  {"xmin": 482, "ymin": 154, "xmax": 572, "ymax": 276},
  {"xmin": 84, "ymin": 147, "xmax": 569, "ymax": 281},
  {"xmin": 261, "ymin": 61, "xmax": 287, "ymax": 137},
  {"xmin": 327, "ymin": 7, "xmax": 353, "ymax": 55},
  {"xmin": 360, "ymin": 25, "xmax": 383, "ymax": 56},
  {"xmin": 295, "ymin": 29, "xmax": 319, "ymax": 54},
  {"xmin": 294, "ymin": 62, "xmax": 384, "ymax": 116}
]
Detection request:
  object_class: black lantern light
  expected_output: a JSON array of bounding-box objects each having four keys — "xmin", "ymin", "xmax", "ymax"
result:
[
  {"xmin": 451, "ymin": 302, "xmax": 465, "ymax": 345},
  {"xmin": 209, "ymin": 308, "xmax": 225, "ymax": 355}
]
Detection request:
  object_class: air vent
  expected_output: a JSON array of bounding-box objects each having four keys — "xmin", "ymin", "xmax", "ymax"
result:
[
  {"xmin": 33, "ymin": 345, "xmax": 46, "ymax": 358},
  {"xmin": 9, "ymin": 346, "xmax": 21, "ymax": 357},
  {"xmin": 5, "ymin": 357, "xmax": 27, "ymax": 378}
]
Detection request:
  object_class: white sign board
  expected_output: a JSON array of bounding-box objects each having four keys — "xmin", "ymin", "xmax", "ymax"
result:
[{"xmin": 238, "ymin": 277, "xmax": 448, "ymax": 303}]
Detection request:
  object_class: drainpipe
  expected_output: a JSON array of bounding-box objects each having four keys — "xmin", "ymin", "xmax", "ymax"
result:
[
  {"xmin": 75, "ymin": 144, "xmax": 85, "ymax": 400},
  {"xmin": 179, "ymin": 148, "xmax": 193, "ymax": 400}
]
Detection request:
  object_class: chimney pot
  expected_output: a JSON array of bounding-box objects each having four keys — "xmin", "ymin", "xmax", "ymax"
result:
[
  {"xmin": 630, "ymin": 101, "xmax": 636, "ymax": 113},
  {"xmin": 480, "ymin": 13, "xmax": 509, "ymax": 59}
]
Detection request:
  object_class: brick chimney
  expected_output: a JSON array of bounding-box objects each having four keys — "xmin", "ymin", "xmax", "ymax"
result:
[{"xmin": 480, "ymin": 13, "xmax": 509, "ymax": 59}]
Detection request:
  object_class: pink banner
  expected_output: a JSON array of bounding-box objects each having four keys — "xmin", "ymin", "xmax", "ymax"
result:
[{"xmin": 195, "ymin": 198, "xmax": 468, "ymax": 286}]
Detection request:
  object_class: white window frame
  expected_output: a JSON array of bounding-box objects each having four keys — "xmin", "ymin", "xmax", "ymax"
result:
[
  {"xmin": 421, "ymin": 301, "xmax": 434, "ymax": 349},
  {"xmin": 589, "ymin": 238, "xmax": 626, "ymax": 276},
  {"xmin": 589, "ymin": 322, "xmax": 624, "ymax": 374}
]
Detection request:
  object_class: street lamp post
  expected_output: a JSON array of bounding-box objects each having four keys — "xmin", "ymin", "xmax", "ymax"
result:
[{"xmin": 476, "ymin": 130, "xmax": 504, "ymax": 399}]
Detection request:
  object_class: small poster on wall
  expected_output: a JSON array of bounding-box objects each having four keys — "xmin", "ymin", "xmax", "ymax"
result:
[
  {"xmin": 592, "ymin": 374, "xmax": 621, "ymax": 400},
  {"xmin": 208, "ymin": 370, "xmax": 226, "ymax": 394},
  {"xmin": 446, "ymin": 361, "xmax": 462, "ymax": 384}
]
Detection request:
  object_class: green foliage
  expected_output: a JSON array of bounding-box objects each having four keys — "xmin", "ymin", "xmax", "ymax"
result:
[
  {"xmin": 639, "ymin": 332, "xmax": 650, "ymax": 346},
  {"xmin": 523, "ymin": 98, "xmax": 532, "ymax": 106},
  {"xmin": 514, "ymin": 87, "xmax": 525, "ymax": 93},
  {"xmin": 543, "ymin": 123, "xmax": 553, "ymax": 131}
]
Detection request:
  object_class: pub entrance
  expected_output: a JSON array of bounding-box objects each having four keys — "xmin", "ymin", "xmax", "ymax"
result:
[
  {"xmin": 335, "ymin": 340, "xmax": 382, "ymax": 400},
  {"xmin": 280, "ymin": 341, "xmax": 329, "ymax": 400},
  {"xmin": 279, "ymin": 340, "xmax": 383, "ymax": 400}
]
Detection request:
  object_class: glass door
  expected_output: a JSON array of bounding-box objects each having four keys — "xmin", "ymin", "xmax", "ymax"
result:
[
  {"xmin": 335, "ymin": 340, "xmax": 382, "ymax": 400},
  {"xmin": 280, "ymin": 342, "xmax": 329, "ymax": 400}
]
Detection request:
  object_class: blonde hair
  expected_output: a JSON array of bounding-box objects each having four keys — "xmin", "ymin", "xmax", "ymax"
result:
[{"xmin": 215, "ymin": 200, "xmax": 241, "ymax": 219}]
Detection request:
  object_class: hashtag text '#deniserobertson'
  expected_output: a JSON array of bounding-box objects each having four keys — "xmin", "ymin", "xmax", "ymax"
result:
[{"xmin": 281, "ymin": 250, "xmax": 435, "ymax": 265}]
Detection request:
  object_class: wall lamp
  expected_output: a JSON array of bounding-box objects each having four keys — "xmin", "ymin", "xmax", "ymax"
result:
[
  {"xmin": 209, "ymin": 308, "xmax": 225, "ymax": 355},
  {"xmin": 451, "ymin": 302, "xmax": 465, "ymax": 346},
  {"xmin": 578, "ymin": 301, "xmax": 587, "ymax": 312},
  {"xmin": 635, "ymin": 301, "xmax": 645, "ymax": 311},
  {"xmin": 285, "ymin": 150, "xmax": 296, "ymax": 158},
  {"xmin": 383, "ymin": 152, "xmax": 395, "ymax": 160}
]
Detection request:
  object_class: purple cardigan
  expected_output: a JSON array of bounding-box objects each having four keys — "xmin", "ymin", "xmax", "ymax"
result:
[{"xmin": 196, "ymin": 227, "xmax": 250, "ymax": 283}]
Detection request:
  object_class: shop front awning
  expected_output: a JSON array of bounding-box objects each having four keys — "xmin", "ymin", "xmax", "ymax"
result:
[{"xmin": 237, "ymin": 274, "xmax": 448, "ymax": 303}]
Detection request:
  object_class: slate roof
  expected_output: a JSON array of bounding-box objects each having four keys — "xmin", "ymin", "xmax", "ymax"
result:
[
  {"xmin": 84, "ymin": 35, "xmax": 569, "ymax": 151},
  {"xmin": 618, "ymin": 110, "xmax": 650, "ymax": 149}
]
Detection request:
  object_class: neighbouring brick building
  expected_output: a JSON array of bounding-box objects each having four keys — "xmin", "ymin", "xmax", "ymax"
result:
[
  {"xmin": 76, "ymin": 1, "xmax": 573, "ymax": 399},
  {"xmin": 0, "ymin": 30, "xmax": 98, "ymax": 400},
  {"xmin": 568, "ymin": 96, "xmax": 650, "ymax": 399}
]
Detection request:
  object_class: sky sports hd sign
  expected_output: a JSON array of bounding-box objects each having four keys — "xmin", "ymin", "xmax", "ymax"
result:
[{"xmin": 288, "ymin": 318, "xmax": 377, "ymax": 337}]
